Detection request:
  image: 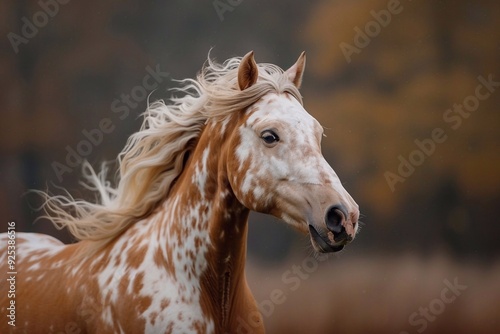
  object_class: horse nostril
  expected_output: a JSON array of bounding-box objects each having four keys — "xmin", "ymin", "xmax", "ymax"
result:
[{"xmin": 325, "ymin": 205, "xmax": 345, "ymax": 234}]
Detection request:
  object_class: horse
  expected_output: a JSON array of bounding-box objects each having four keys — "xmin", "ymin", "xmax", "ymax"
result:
[{"xmin": 0, "ymin": 51, "xmax": 359, "ymax": 334}]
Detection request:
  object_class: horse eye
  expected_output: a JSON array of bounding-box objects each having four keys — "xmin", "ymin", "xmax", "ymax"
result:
[{"xmin": 261, "ymin": 130, "xmax": 280, "ymax": 145}]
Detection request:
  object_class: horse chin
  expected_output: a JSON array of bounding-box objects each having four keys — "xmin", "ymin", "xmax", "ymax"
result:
[{"xmin": 308, "ymin": 224, "xmax": 345, "ymax": 253}]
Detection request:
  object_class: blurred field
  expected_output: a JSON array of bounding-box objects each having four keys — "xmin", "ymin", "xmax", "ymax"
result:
[
  {"xmin": 247, "ymin": 253, "xmax": 500, "ymax": 334},
  {"xmin": 1, "ymin": 0, "xmax": 499, "ymax": 332}
]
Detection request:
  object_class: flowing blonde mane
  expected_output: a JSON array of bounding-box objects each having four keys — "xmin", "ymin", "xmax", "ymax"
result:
[{"xmin": 39, "ymin": 54, "xmax": 303, "ymax": 245}]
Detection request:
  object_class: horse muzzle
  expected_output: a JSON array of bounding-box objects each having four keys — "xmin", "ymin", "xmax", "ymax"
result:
[{"xmin": 308, "ymin": 204, "xmax": 358, "ymax": 253}]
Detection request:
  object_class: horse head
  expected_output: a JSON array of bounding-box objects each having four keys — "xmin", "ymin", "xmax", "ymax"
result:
[{"xmin": 225, "ymin": 51, "xmax": 360, "ymax": 253}]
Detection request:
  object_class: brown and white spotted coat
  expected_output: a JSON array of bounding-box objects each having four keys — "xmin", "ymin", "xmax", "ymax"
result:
[{"xmin": 0, "ymin": 52, "xmax": 359, "ymax": 333}]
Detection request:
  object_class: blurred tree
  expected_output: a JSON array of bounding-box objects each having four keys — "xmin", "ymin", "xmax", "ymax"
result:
[{"xmin": 302, "ymin": 0, "xmax": 500, "ymax": 258}]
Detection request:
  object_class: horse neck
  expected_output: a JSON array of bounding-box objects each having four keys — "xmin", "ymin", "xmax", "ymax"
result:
[{"xmin": 156, "ymin": 114, "xmax": 257, "ymax": 327}]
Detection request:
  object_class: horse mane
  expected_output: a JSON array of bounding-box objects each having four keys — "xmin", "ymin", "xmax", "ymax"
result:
[{"xmin": 38, "ymin": 54, "xmax": 303, "ymax": 245}]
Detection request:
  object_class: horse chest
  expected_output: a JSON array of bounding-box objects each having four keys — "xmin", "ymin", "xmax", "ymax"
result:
[{"xmin": 88, "ymin": 241, "xmax": 214, "ymax": 333}]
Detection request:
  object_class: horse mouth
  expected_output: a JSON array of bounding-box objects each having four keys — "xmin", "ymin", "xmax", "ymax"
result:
[{"xmin": 308, "ymin": 224, "xmax": 345, "ymax": 253}]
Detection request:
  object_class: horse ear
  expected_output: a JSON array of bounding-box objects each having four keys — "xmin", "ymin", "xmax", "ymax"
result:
[
  {"xmin": 285, "ymin": 51, "xmax": 306, "ymax": 88},
  {"xmin": 238, "ymin": 51, "xmax": 258, "ymax": 91}
]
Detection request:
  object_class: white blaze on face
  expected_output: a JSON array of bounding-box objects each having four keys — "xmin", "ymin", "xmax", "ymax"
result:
[
  {"xmin": 235, "ymin": 93, "xmax": 325, "ymax": 189},
  {"xmin": 234, "ymin": 93, "xmax": 358, "ymax": 228}
]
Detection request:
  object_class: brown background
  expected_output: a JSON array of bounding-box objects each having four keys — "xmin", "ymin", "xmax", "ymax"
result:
[{"xmin": 1, "ymin": 0, "xmax": 499, "ymax": 333}]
